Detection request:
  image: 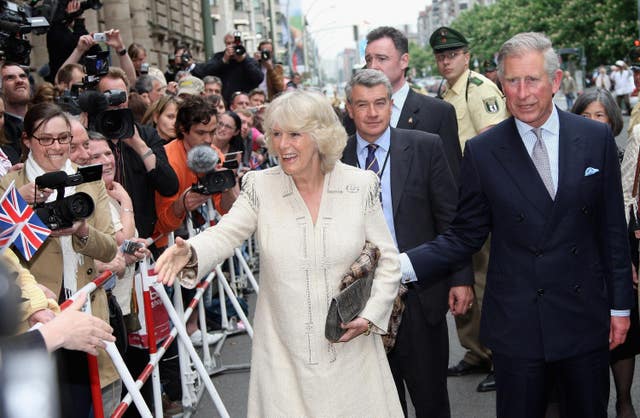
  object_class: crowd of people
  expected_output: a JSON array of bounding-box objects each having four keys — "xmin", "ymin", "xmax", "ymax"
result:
[{"xmin": 1, "ymin": 5, "xmax": 640, "ymax": 418}]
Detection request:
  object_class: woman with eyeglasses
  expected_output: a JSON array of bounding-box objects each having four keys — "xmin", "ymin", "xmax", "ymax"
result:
[
  {"xmin": 213, "ymin": 110, "xmax": 244, "ymax": 162},
  {"xmin": 0, "ymin": 102, "xmax": 119, "ymax": 418}
]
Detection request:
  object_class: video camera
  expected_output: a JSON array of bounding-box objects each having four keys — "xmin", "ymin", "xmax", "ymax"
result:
[
  {"xmin": 33, "ymin": 165, "xmax": 102, "ymax": 230},
  {"xmin": 56, "ymin": 50, "xmax": 135, "ymax": 140},
  {"xmin": 0, "ymin": 0, "xmax": 50, "ymax": 65},
  {"xmin": 233, "ymin": 31, "xmax": 245, "ymax": 56},
  {"xmin": 187, "ymin": 145, "xmax": 236, "ymax": 195}
]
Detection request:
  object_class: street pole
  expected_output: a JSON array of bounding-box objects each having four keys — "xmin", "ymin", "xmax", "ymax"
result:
[
  {"xmin": 201, "ymin": 0, "xmax": 214, "ymax": 59},
  {"xmin": 268, "ymin": 0, "xmax": 277, "ymax": 61}
]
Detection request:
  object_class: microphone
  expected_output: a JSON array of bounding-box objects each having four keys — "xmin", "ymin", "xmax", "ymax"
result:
[
  {"xmin": 78, "ymin": 90, "xmax": 109, "ymax": 115},
  {"xmin": 35, "ymin": 171, "xmax": 68, "ymax": 189},
  {"xmin": 187, "ymin": 145, "xmax": 219, "ymax": 174}
]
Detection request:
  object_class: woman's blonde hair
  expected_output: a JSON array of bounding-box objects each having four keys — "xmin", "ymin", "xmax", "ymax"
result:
[{"xmin": 263, "ymin": 90, "xmax": 347, "ymax": 173}]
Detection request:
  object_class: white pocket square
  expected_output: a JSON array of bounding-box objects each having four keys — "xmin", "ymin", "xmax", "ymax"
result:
[{"xmin": 584, "ymin": 167, "xmax": 600, "ymax": 176}]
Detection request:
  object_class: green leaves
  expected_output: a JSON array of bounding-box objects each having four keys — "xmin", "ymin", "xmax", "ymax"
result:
[{"xmin": 448, "ymin": 0, "xmax": 636, "ymax": 69}]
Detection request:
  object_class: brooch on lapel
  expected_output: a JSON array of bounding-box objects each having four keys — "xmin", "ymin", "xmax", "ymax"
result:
[{"xmin": 346, "ymin": 184, "xmax": 360, "ymax": 193}]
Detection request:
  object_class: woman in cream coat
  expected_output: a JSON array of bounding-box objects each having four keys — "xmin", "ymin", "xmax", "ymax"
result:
[{"xmin": 157, "ymin": 90, "xmax": 403, "ymax": 417}]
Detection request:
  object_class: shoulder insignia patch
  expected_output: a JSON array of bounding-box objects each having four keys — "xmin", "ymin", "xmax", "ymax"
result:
[
  {"xmin": 470, "ymin": 76, "xmax": 483, "ymax": 86},
  {"xmin": 483, "ymin": 97, "xmax": 500, "ymax": 113}
]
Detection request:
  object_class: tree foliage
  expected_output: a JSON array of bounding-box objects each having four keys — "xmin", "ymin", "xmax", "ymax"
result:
[{"xmin": 450, "ymin": 0, "xmax": 637, "ymax": 70}]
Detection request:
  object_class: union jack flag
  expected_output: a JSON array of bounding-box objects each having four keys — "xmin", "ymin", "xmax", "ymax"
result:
[{"xmin": 0, "ymin": 181, "xmax": 51, "ymax": 260}]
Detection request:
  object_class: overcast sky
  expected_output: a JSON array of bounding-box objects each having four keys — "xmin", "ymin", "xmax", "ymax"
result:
[{"xmin": 302, "ymin": 0, "xmax": 429, "ymax": 59}]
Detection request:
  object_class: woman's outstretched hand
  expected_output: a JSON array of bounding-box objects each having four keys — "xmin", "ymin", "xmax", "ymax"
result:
[{"xmin": 155, "ymin": 237, "xmax": 192, "ymax": 286}]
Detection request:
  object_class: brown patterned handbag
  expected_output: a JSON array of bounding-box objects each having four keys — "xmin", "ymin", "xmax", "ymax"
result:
[{"xmin": 324, "ymin": 242, "xmax": 406, "ymax": 352}]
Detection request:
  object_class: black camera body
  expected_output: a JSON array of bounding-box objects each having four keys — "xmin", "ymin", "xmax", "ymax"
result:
[
  {"xmin": 0, "ymin": 0, "xmax": 50, "ymax": 65},
  {"xmin": 191, "ymin": 170, "xmax": 236, "ymax": 195},
  {"xmin": 83, "ymin": 50, "xmax": 109, "ymax": 85},
  {"xmin": 233, "ymin": 31, "xmax": 245, "ymax": 56},
  {"xmin": 34, "ymin": 165, "xmax": 103, "ymax": 230},
  {"xmin": 260, "ymin": 49, "xmax": 270, "ymax": 61}
]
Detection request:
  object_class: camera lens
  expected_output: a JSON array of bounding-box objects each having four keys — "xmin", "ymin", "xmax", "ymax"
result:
[{"xmin": 65, "ymin": 193, "xmax": 95, "ymax": 219}]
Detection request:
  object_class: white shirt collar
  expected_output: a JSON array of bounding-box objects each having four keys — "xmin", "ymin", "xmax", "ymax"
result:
[{"xmin": 514, "ymin": 105, "xmax": 560, "ymax": 138}]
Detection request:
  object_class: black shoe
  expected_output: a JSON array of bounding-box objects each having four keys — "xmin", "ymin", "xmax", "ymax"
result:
[
  {"xmin": 476, "ymin": 372, "xmax": 496, "ymax": 392},
  {"xmin": 447, "ymin": 360, "xmax": 491, "ymax": 376}
]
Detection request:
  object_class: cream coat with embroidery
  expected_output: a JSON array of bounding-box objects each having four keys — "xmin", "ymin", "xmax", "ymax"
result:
[{"xmin": 187, "ymin": 162, "xmax": 403, "ymax": 417}]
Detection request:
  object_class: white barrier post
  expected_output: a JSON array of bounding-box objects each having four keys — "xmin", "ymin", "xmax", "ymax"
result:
[{"xmin": 152, "ymin": 283, "xmax": 231, "ymax": 418}]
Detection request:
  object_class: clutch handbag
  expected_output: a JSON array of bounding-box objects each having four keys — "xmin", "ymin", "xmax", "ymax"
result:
[{"xmin": 325, "ymin": 242, "xmax": 380, "ymax": 342}]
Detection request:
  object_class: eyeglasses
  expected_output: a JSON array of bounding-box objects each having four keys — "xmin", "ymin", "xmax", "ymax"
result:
[
  {"xmin": 217, "ymin": 122, "xmax": 236, "ymax": 131},
  {"xmin": 32, "ymin": 132, "xmax": 73, "ymax": 146},
  {"xmin": 435, "ymin": 50, "xmax": 465, "ymax": 62}
]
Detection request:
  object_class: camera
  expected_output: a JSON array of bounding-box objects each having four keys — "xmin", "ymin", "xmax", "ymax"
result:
[
  {"xmin": 140, "ymin": 62, "xmax": 149, "ymax": 74},
  {"xmin": 33, "ymin": 165, "xmax": 103, "ymax": 230},
  {"xmin": 260, "ymin": 49, "xmax": 271, "ymax": 61},
  {"xmin": 0, "ymin": 0, "xmax": 51, "ymax": 65},
  {"xmin": 191, "ymin": 170, "xmax": 236, "ymax": 195},
  {"xmin": 92, "ymin": 31, "xmax": 106, "ymax": 42},
  {"xmin": 233, "ymin": 31, "xmax": 245, "ymax": 56},
  {"xmin": 121, "ymin": 239, "xmax": 143, "ymax": 255},
  {"xmin": 83, "ymin": 50, "xmax": 109, "ymax": 85},
  {"xmin": 186, "ymin": 144, "xmax": 236, "ymax": 194}
]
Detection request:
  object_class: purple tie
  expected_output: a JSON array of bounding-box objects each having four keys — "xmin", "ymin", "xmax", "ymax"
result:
[{"xmin": 365, "ymin": 144, "xmax": 380, "ymax": 175}]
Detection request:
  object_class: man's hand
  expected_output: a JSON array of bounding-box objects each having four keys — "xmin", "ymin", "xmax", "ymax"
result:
[
  {"xmin": 609, "ymin": 315, "xmax": 630, "ymax": 350},
  {"xmin": 155, "ymin": 237, "xmax": 192, "ymax": 286},
  {"xmin": 38, "ymin": 293, "xmax": 116, "ymax": 355},
  {"xmin": 75, "ymin": 34, "xmax": 95, "ymax": 55},
  {"xmin": 65, "ymin": 0, "xmax": 80, "ymax": 14},
  {"xmin": 182, "ymin": 190, "xmax": 210, "ymax": 212},
  {"xmin": 104, "ymin": 29, "xmax": 125, "ymax": 52},
  {"xmin": 223, "ymin": 44, "xmax": 235, "ymax": 63},
  {"xmin": 338, "ymin": 317, "xmax": 370, "ymax": 342},
  {"xmin": 448, "ymin": 285, "xmax": 474, "ymax": 316}
]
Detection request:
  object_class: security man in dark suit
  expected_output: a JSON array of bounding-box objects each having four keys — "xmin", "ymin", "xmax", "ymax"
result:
[
  {"xmin": 344, "ymin": 26, "xmax": 463, "ymax": 182},
  {"xmin": 342, "ymin": 68, "xmax": 474, "ymax": 418}
]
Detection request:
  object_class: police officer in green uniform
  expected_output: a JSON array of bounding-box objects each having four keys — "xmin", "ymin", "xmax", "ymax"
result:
[
  {"xmin": 431, "ymin": 27, "xmax": 508, "ymax": 146},
  {"xmin": 430, "ymin": 26, "xmax": 509, "ymax": 393}
]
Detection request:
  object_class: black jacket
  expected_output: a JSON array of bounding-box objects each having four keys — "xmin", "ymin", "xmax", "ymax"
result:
[
  {"xmin": 109, "ymin": 123, "xmax": 179, "ymax": 238},
  {"xmin": 191, "ymin": 52, "xmax": 264, "ymax": 104}
]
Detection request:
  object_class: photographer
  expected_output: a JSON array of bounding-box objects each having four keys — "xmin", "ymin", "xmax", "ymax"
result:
[
  {"xmin": 0, "ymin": 102, "xmax": 119, "ymax": 417},
  {"xmin": 55, "ymin": 63, "xmax": 84, "ymax": 91},
  {"xmin": 97, "ymin": 67, "xmax": 179, "ymax": 239},
  {"xmin": 45, "ymin": 0, "xmax": 93, "ymax": 84},
  {"xmin": 164, "ymin": 44, "xmax": 193, "ymax": 85},
  {"xmin": 254, "ymin": 39, "xmax": 284, "ymax": 101},
  {"xmin": 154, "ymin": 95, "xmax": 237, "ymax": 248},
  {"xmin": 191, "ymin": 31, "xmax": 264, "ymax": 105},
  {"xmin": 59, "ymin": 29, "xmax": 137, "ymax": 89}
]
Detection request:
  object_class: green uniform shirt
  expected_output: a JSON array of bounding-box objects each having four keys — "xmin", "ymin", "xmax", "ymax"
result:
[{"xmin": 443, "ymin": 69, "xmax": 509, "ymax": 147}]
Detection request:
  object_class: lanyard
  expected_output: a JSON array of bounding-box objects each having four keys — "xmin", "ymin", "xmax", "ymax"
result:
[{"xmin": 356, "ymin": 145, "xmax": 391, "ymax": 179}]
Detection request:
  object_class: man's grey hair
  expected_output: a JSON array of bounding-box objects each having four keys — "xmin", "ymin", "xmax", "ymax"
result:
[
  {"xmin": 497, "ymin": 32, "xmax": 560, "ymax": 83},
  {"xmin": 134, "ymin": 74, "xmax": 155, "ymax": 94},
  {"xmin": 345, "ymin": 69, "xmax": 393, "ymax": 103},
  {"xmin": 202, "ymin": 75, "xmax": 222, "ymax": 86}
]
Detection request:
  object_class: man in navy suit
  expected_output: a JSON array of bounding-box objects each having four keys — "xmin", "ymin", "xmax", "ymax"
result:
[
  {"xmin": 342, "ymin": 69, "xmax": 474, "ymax": 418},
  {"xmin": 403, "ymin": 32, "xmax": 633, "ymax": 417}
]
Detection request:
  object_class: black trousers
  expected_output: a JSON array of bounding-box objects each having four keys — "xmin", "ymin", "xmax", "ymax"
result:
[
  {"xmin": 387, "ymin": 289, "xmax": 451, "ymax": 418},
  {"xmin": 493, "ymin": 347, "xmax": 609, "ymax": 418}
]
